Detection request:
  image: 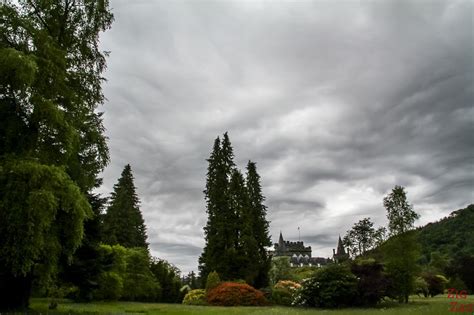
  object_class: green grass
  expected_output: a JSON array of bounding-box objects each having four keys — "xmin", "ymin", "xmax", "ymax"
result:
[{"xmin": 29, "ymin": 295, "xmax": 474, "ymax": 315}]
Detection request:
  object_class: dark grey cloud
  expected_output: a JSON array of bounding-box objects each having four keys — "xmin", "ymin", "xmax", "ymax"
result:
[{"xmin": 97, "ymin": 0, "xmax": 474, "ymax": 273}]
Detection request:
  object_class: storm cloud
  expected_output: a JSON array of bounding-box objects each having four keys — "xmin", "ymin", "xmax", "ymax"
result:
[{"xmin": 97, "ymin": 0, "xmax": 474, "ymax": 273}]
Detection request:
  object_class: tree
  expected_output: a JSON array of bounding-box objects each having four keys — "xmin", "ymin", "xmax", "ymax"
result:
[
  {"xmin": 245, "ymin": 161, "xmax": 271, "ymax": 287},
  {"xmin": 382, "ymin": 186, "xmax": 420, "ymax": 303},
  {"xmin": 383, "ymin": 185, "xmax": 419, "ymax": 236},
  {"xmin": 103, "ymin": 164, "xmax": 149, "ymax": 249},
  {"xmin": 199, "ymin": 133, "xmax": 272, "ymax": 286},
  {"xmin": 199, "ymin": 134, "xmax": 235, "ymax": 280},
  {"xmin": 343, "ymin": 218, "xmax": 386, "ymax": 258},
  {"xmin": 150, "ymin": 258, "xmax": 182, "ymax": 303},
  {"xmin": 59, "ymin": 192, "xmax": 109, "ymax": 301},
  {"xmin": 0, "ymin": 1, "xmax": 113, "ymax": 310}
]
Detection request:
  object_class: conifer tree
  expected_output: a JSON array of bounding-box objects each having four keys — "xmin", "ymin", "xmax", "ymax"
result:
[
  {"xmin": 103, "ymin": 164, "xmax": 148, "ymax": 249},
  {"xmin": 199, "ymin": 133, "xmax": 236, "ymax": 280},
  {"xmin": 246, "ymin": 161, "xmax": 272, "ymax": 287},
  {"xmin": 199, "ymin": 134, "xmax": 272, "ymax": 287}
]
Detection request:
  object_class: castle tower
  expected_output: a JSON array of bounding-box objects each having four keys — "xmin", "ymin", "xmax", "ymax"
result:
[{"xmin": 333, "ymin": 235, "xmax": 349, "ymax": 263}]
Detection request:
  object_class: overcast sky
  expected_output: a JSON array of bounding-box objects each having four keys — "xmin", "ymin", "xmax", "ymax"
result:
[{"xmin": 97, "ymin": 0, "xmax": 473, "ymax": 274}]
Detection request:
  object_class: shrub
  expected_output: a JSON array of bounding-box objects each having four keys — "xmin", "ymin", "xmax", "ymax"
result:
[
  {"xmin": 351, "ymin": 258, "xmax": 389, "ymax": 306},
  {"xmin": 205, "ymin": 271, "xmax": 221, "ymax": 292},
  {"xmin": 421, "ymin": 273, "xmax": 448, "ymax": 297},
  {"xmin": 207, "ymin": 282, "xmax": 267, "ymax": 306},
  {"xmin": 272, "ymin": 280, "xmax": 301, "ymax": 306},
  {"xmin": 269, "ymin": 257, "xmax": 293, "ymax": 285},
  {"xmin": 294, "ymin": 264, "xmax": 358, "ymax": 308},
  {"xmin": 95, "ymin": 271, "xmax": 123, "ymax": 300},
  {"xmin": 414, "ymin": 277, "xmax": 429, "ymax": 297},
  {"xmin": 183, "ymin": 289, "xmax": 207, "ymax": 305},
  {"xmin": 122, "ymin": 248, "xmax": 161, "ymax": 301}
]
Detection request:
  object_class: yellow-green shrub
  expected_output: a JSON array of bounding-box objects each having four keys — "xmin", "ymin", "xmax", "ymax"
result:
[{"xmin": 182, "ymin": 289, "xmax": 207, "ymax": 305}]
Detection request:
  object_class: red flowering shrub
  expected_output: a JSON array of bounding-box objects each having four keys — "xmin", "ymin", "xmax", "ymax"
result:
[{"xmin": 207, "ymin": 282, "xmax": 267, "ymax": 306}]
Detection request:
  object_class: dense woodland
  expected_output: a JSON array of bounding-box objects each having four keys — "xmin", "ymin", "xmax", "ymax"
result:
[{"xmin": 0, "ymin": 0, "xmax": 472, "ymax": 312}]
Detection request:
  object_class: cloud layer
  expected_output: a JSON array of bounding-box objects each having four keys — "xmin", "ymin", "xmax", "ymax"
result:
[{"xmin": 98, "ymin": 0, "xmax": 474, "ymax": 273}]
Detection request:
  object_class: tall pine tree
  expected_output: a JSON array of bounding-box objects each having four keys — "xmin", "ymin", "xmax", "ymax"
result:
[
  {"xmin": 246, "ymin": 161, "xmax": 272, "ymax": 287},
  {"xmin": 103, "ymin": 164, "xmax": 148, "ymax": 249},
  {"xmin": 199, "ymin": 134, "xmax": 271, "ymax": 287},
  {"xmin": 199, "ymin": 134, "xmax": 236, "ymax": 280}
]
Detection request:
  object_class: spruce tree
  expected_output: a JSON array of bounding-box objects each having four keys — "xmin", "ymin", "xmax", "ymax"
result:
[
  {"xmin": 199, "ymin": 133, "xmax": 236, "ymax": 280},
  {"xmin": 246, "ymin": 161, "xmax": 272, "ymax": 287},
  {"xmin": 230, "ymin": 169, "xmax": 259, "ymax": 284},
  {"xmin": 103, "ymin": 164, "xmax": 148, "ymax": 249}
]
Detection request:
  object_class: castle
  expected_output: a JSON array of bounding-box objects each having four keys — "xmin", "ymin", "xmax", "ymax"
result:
[{"xmin": 271, "ymin": 232, "xmax": 348, "ymax": 266}]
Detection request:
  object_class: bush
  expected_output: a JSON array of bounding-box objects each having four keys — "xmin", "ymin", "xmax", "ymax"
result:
[
  {"xmin": 182, "ymin": 289, "xmax": 207, "ymax": 305},
  {"xmin": 207, "ymin": 282, "xmax": 267, "ymax": 306},
  {"xmin": 122, "ymin": 248, "xmax": 161, "ymax": 301},
  {"xmin": 294, "ymin": 264, "xmax": 358, "ymax": 308},
  {"xmin": 205, "ymin": 271, "xmax": 221, "ymax": 292},
  {"xmin": 351, "ymin": 258, "xmax": 389, "ymax": 306},
  {"xmin": 269, "ymin": 257, "xmax": 293, "ymax": 285},
  {"xmin": 272, "ymin": 280, "xmax": 301, "ymax": 306},
  {"xmin": 414, "ymin": 277, "xmax": 429, "ymax": 297},
  {"xmin": 95, "ymin": 272, "xmax": 123, "ymax": 300},
  {"xmin": 421, "ymin": 273, "xmax": 448, "ymax": 297}
]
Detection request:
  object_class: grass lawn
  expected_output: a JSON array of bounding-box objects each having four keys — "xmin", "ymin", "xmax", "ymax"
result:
[{"xmin": 29, "ymin": 295, "xmax": 473, "ymax": 314}]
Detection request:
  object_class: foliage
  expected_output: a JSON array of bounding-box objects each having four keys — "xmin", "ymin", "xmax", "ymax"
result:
[
  {"xmin": 95, "ymin": 272, "xmax": 123, "ymax": 301},
  {"xmin": 205, "ymin": 271, "xmax": 221, "ymax": 292},
  {"xmin": 0, "ymin": 0, "xmax": 113, "ymax": 310},
  {"xmin": 207, "ymin": 282, "xmax": 267, "ymax": 306},
  {"xmin": 381, "ymin": 231, "xmax": 420, "ymax": 303},
  {"xmin": 269, "ymin": 257, "xmax": 294, "ymax": 285},
  {"xmin": 150, "ymin": 258, "xmax": 182, "ymax": 303},
  {"xmin": 103, "ymin": 164, "xmax": 149, "ymax": 249},
  {"xmin": 421, "ymin": 272, "xmax": 448, "ymax": 297},
  {"xmin": 245, "ymin": 161, "xmax": 272, "ymax": 287},
  {"xmin": 351, "ymin": 258, "xmax": 389, "ymax": 306},
  {"xmin": 271, "ymin": 280, "xmax": 301, "ymax": 306},
  {"xmin": 199, "ymin": 133, "xmax": 271, "ymax": 287},
  {"xmin": 290, "ymin": 266, "xmax": 319, "ymax": 282},
  {"xmin": 343, "ymin": 218, "xmax": 386, "ymax": 258},
  {"xmin": 59, "ymin": 192, "xmax": 108, "ymax": 301},
  {"xmin": 383, "ymin": 186, "xmax": 419, "ymax": 236},
  {"xmin": 94, "ymin": 245, "xmax": 160, "ymax": 302},
  {"xmin": 182, "ymin": 289, "xmax": 207, "ymax": 306},
  {"xmin": 94, "ymin": 244, "xmax": 127, "ymax": 300},
  {"xmin": 122, "ymin": 248, "xmax": 161, "ymax": 302},
  {"xmin": 294, "ymin": 264, "xmax": 358, "ymax": 308},
  {"xmin": 414, "ymin": 277, "xmax": 429, "ymax": 297},
  {"xmin": 445, "ymin": 254, "xmax": 474, "ymax": 293}
]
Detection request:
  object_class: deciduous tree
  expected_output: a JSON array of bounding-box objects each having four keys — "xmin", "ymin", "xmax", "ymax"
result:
[{"xmin": 0, "ymin": 0, "xmax": 113, "ymax": 310}]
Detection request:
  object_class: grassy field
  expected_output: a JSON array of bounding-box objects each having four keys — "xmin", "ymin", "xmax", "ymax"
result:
[{"xmin": 29, "ymin": 295, "xmax": 473, "ymax": 314}]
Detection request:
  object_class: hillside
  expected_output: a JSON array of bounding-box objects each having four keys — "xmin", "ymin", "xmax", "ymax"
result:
[{"xmin": 418, "ymin": 204, "xmax": 474, "ymax": 262}]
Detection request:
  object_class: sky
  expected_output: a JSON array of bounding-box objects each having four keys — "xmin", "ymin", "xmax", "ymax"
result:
[{"xmin": 97, "ymin": 0, "xmax": 474, "ymax": 274}]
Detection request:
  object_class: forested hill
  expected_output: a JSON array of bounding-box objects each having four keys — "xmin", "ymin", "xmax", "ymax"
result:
[{"xmin": 418, "ymin": 204, "xmax": 474, "ymax": 262}]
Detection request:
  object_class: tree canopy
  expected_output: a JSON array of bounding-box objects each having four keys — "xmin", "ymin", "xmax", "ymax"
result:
[{"xmin": 0, "ymin": 0, "xmax": 113, "ymax": 310}]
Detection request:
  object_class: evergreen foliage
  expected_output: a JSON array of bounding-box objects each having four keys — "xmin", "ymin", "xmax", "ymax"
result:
[
  {"xmin": 205, "ymin": 271, "xmax": 221, "ymax": 292},
  {"xmin": 199, "ymin": 133, "xmax": 271, "ymax": 287},
  {"xmin": 103, "ymin": 164, "xmax": 148, "ymax": 249},
  {"xmin": 150, "ymin": 258, "xmax": 182, "ymax": 303},
  {"xmin": 0, "ymin": 0, "xmax": 113, "ymax": 310},
  {"xmin": 60, "ymin": 192, "xmax": 108, "ymax": 301},
  {"xmin": 245, "ymin": 161, "xmax": 272, "ymax": 287}
]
